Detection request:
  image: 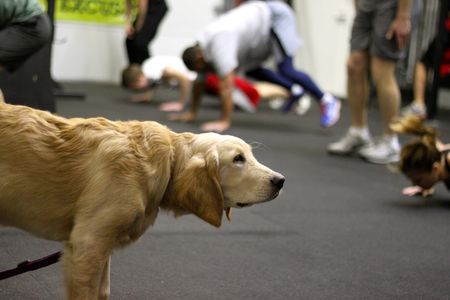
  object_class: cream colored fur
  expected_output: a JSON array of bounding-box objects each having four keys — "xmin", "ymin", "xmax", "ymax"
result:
[{"xmin": 0, "ymin": 102, "xmax": 284, "ymax": 299}]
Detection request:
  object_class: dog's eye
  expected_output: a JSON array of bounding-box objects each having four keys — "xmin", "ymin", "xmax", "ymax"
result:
[{"xmin": 233, "ymin": 154, "xmax": 246, "ymax": 163}]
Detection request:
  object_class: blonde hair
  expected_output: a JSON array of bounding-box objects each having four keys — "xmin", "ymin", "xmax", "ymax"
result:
[
  {"xmin": 121, "ymin": 64, "xmax": 144, "ymax": 88},
  {"xmin": 390, "ymin": 115, "xmax": 440, "ymax": 174}
]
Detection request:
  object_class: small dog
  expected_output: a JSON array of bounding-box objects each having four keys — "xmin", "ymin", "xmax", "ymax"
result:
[{"xmin": 0, "ymin": 102, "xmax": 285, "ymax": 299}]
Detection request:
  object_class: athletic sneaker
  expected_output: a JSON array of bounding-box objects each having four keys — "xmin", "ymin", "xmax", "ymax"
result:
[
  {"xmin": 327, "ymin": 128, "xmax": 372, "ymax": 155},
  {"xmin": 400, "ymin": 102, "xmax": 427, "ymax": 118},
  {"xmin": 359, "ymin": 136, "xmax": 400, "ymax": 164},
  {"xmin": 269, "ymin": 98, "xmax": 284, "ymax": 110},
  {"xmin": 295, "ymin": 95, "xmax": 311, "ymax": 115},
  {"xmin": 320, "ymin": 95, "xmax": 341, "ymax": 128},
  {"xmin": 279, "ymin": 84, "xmax": 304, "ymax": 113}
]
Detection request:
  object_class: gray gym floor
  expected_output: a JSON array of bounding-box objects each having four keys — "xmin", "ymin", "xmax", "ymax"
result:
[{"xmin": 1, "ymin": 82, "xmax": 450, "ymax": 299}]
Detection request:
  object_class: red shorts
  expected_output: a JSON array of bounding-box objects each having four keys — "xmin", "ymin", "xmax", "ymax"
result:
[{"xmin": 204, "ymin": 74, "xmax": 261, "ymax": 107}]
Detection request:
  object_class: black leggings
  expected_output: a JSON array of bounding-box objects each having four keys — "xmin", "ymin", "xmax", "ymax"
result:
[{"xmin": 126, "ymin": 0, "xmax": 168, "ymax": 65}]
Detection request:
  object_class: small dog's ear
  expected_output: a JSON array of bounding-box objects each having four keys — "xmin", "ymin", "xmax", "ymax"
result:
[{"xmin": 171, "ymin": 149, "xmax": 224, "ymax": 227}]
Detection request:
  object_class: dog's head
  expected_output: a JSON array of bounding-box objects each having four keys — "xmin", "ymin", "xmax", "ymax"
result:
[{"xmin": 166, "ymin": 133, "xmax": 284, "ymax": 227}]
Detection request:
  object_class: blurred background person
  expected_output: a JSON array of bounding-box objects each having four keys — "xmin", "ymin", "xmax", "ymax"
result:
[
  {"xmin": 125, "ymin": 0, "xmax": 168, "ymax": 65},
  {"xmin": 328, "ymin": 0, "xmax": 419, "ymax": 164},
  {"xmin": 391, "ymin": 115, "xmax": 450, "ymax": 197},
  {"xmin": 0, "ymin": 0, "xmax": 51, "ymax": 101},
  {"xmin": 121, "ymin": 55, "xmax": 292, "ymax": 113},
  {"xmin": 172, "ymin": 1, "xmax": 340, "ymax": 132}
]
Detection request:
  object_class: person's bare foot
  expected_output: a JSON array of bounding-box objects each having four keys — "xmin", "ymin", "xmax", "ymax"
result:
[
  {"xmin": 402, "ymin": 185, "xmax": 434, "ymax": 197},
  {"xmin": 159, "ymin": 102, "xmax": 183, "ymax": 112},
  {"xmin": 168, "ymin": 111, "xmax": 196, "ymax": 122}
]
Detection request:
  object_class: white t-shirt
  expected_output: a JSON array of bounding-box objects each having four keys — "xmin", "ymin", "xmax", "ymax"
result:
[
  {"xmin": 196, "ymin": 1, "xmax": 272, "ymax": 76},
  {"xmin": 141, "ymin": 56, "xmax": 197, "ymax": 81}
]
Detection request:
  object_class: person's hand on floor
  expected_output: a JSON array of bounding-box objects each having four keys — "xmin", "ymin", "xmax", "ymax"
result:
[{"xmin": 402, "ymin": 185, "xmax": 434, "ymax": 197}]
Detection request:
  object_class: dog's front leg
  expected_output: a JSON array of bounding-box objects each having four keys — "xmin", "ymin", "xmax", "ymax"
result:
[
  {"xmin": 63, "ymin": 236, "xmax": 111, "ymax": 300},
  {"xmin": 97, "ymin": 256, "xmax": 111, "ymax": 300}
]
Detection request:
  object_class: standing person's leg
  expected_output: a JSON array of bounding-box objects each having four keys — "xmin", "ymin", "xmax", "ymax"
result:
[
  {"xmin": 359, "ymin": 55, "xmax": 401, "ymax": 164},
  {"xmin": 413, "ymin": 61, "xmax": 427, "ymax": 107},
  {"xmin": 408, "ymin": 61, "xmax": 427, "ymax": 116},
  {"xmin": 347, "ymin": 51, "xmax": 371, "ymax": 129},
  {"xmin": 410, "ymin": 40, "xmax": 435, "ymax": 117},
  {"xmin": 371, "ymin": 56, "xmax": 401, "ymax": 136},
  {"xmin": 126, "ymin": 0, "xmax": 168, "ymax": 64},
  {"xmin": 358, "ymin": 55, "xmax": 402, "ymax": 164},
  {"xmin": 359, "ymin": 2, "xmax": 416, "ymax": 164},
  {"xmin": 328, "ymin": 7, "xmax": 373, "ymax": 154},
  {"xmin": 401, "ymin": 40, "xmax": 434, "ymax": 118},
  {"xmin": 327, "ymin": 50, "xmax": 372, "ymax": 155}
]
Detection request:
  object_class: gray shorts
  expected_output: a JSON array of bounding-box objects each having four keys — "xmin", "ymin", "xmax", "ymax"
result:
[
  {"xmin": 266, "ymin": 1, "xmax": 302, "ymax": 62},
  {"xmin": 350, "ymin": 5, "xmax": 404, "ymax": 61},
  {"xmin": 0, "ymin": 13, "xmax": 52, "ymax": 72}
]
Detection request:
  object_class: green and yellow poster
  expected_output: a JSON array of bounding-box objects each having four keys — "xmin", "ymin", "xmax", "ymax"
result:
[{"xmin": 39, "ymin": 0, "xmax": 131, "ymax": 25}]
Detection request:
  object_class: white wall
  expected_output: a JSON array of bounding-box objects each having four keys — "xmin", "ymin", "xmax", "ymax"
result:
[
  {"xmin": 51, "ymin": 0, "xmax": 354, "ymax": 98},
  {"xmin": 51, "ymin": 0, "xmax": 222, "ymax": 83},
  {"xmin": 294, "ymin": 0, "xmax": 355, "ymax": 98}
]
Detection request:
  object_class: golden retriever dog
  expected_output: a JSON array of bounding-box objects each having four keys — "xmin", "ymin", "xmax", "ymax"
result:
[{"xmin": 0, "ymin": 102, "xmax": 285, "ymax": 299}]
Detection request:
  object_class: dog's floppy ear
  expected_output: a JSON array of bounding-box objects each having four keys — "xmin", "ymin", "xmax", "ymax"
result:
[{"xmin": 173, "ymin": 148, "xmax": 224, "ymax": 227}]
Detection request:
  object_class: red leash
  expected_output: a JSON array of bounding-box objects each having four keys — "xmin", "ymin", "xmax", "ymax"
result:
[{"xmin": 0, "ymin": 251, "xmax": 62, "ymax": 280}]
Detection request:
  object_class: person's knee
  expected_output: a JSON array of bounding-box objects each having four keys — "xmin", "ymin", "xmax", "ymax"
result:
[
  {"xmin": 370, "ymin": 56, "xmax": 396, "ymax": 85},
  {"xmin": 347, "ymin": 52, "xmax": 368, "ymax": 79}
]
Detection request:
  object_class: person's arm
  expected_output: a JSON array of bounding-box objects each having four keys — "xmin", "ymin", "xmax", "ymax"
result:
[
  {"xmin": 161, "ymin": 67, "xmax": 192, "ymax": 109},
  {"xmin": 386, "ymin": 0, "xmax": 412, "ymax": 49},
  {"xmin": 169, "ymin": 77, "xmax": 204, "ymax": 122},
  {"xmin": 200, "ymin": 71, "xmax": 234, "ymax": 132},
  {"xmin": 402, "ymin": 185, "xmax": 435, "ymax": 197},
  {"xmin": 218, "ymin": 72, "xmax": 234, "ymax": 123},
  {"xmin": 437, "ymin": 142, "xmax": 450, "ymax": 151}
]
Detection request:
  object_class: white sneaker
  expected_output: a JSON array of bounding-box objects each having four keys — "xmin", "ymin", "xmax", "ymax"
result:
[
  {"xmin": 295, "ymin": 95, "xmax": 311, "ymax": 115},
  {"xmin": 359, "ymin": 136, "xmax": 400, "ymax": 164},
  {"xmin": 400, "ymin": 102, "xmax": 427, "ymax": 118},
  {"xmin": 269, "ymin": 98, "xmax": 284, "ymax": 110},
  {"xmin": 327, "ymin": 129, "xmax": 371, "ymax": 155}
]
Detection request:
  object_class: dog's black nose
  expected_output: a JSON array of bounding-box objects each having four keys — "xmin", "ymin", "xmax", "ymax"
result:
[{"xmin": 271, "ymin": 175, "xmax": 285, "ymax": 190}]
